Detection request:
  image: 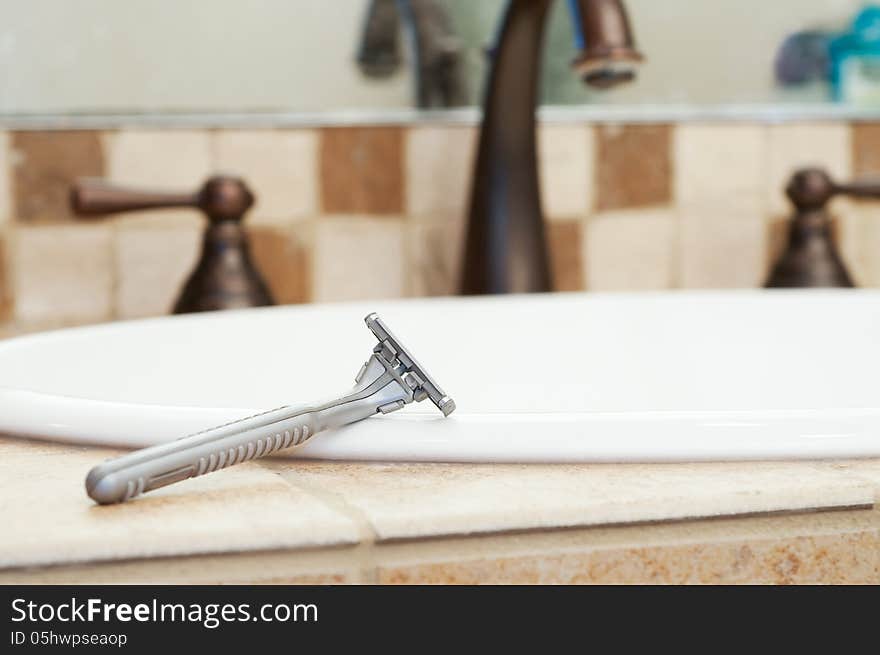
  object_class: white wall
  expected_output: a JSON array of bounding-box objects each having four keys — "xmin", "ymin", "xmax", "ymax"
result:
[
  {"xmin": 0, "ymin": 0, "xmax": 869, "ymax": 114},
  {"xmin": 586, "ymin": 0, "xmax": 866, "ymax": 105},
  {"xmin": 0, "ymin": 0, "xmax": 411, "ymax": 113}
]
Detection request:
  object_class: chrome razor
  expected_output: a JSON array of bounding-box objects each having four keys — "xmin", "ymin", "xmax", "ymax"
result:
[{"xmin": 86, "ymin": 313, "xmax": 455, "ymax": 504}]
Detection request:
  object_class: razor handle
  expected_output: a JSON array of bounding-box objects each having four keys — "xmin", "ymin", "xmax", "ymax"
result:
[{"xmin": 86, "ymin": 352, "xmax": 414, "ymax": 504}]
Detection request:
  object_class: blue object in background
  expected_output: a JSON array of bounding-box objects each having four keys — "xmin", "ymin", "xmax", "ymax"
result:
[
  {"xmin": 775, "ymin": 31, "xmax": 832, "ymax": 85},
  {"xmin": 567, "ymin": 0, "xmax": 587, "ymax": 51},
  {"xmin": 830, "ymin": 5, "xmax": 880, "ymax": 104}
]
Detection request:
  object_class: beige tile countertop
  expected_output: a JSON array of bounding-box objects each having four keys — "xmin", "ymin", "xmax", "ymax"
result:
[{"xmin": 2, "ymin": 434, "xmax": 880, "ymax": 584}]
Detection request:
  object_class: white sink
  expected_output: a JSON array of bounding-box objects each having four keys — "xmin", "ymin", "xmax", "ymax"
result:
[{"xmin": 2, "ymin": 290, "xmax": 880, "ymax": 462}]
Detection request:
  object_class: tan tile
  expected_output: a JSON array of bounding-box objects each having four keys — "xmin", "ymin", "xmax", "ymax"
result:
[
  {"xmin": 106, "ymin": 130, "xmax": 212, "ymax": 188},
  {"xmin": 538, "ymin": 124, "xmax": 593, "ymax": 219},
  {"xmin": 0, "ymin": 131, "xmax": 11, "ymax": 225},
  {"xmin": 265, "ymin": 460, "xmax": 871, "ymax": 542},
  {"xmin": 679, "ymin": 200, "xmax": 767, "ymax": 288},
  {"xmin": 214, "ymin": 129, "xmax": 318, "ymax": 224},
  {"xmin": 596, "ymin": 124, "xmax": 671, "ymax": 211},
  {"xmin": 0, "ymin": 442, "xmax": 360, "ymax": 569},
  {"xmin": 817, "ymin": 198, "xmax": 877, "ymax": 287},
  {"xmin": 585, "ymin": 208, "xmax": 674, "ymax": 291},
  {"xmin": 14, "ymin": 224, "xmax": 114, "ymax": 323},
  {"xmin": 375, "ymin": 502, "xmax": 880, "ymax": 584},
  {"xmin": 378, "ymin": 528, "xmax": 880, "ymax": 584},
  {"xmin": 822, "ymin": 459, "xmax": 880, "ymax": 493},
  {"xmin": 0, "ymin": 548, "xmax": 356, "ymax": 585},
  {"xmin": 251, "ymin": 573, "xmax": 350, "ymax": 584},
  {"xmin": 1, "ymin": 321, "xmax": 42, "ymax": 338},
  {"xmin": 2, "ymin": 320, "xmax": 95, "ymax": 339},
  {"xmin": 114, "ymin": 215, "xmax": 203, "ymax": 318},
  {"xmin": 547, "ymin": 220, "xmax": 584, "ymax": 291},
  {"xmin": 0, "ymin": 437, "xmax": 89, "ymax": 458},
  {"xmin": 765, "ymin": 123, "xmax": 851, "ymax": 215},
  {"xmin": 852, "ymin": 122, "xmax": 880, "ymax": 175},
  {"xmin": 10, "ymin": 131, "xmax": 104, "ymax": 223},
  {"xmin": 104, "ymin": 130, "xmax": 212, "ymax": 224},
  {"xmin": 406, "ymin": 126, "xmax": 476, "ymax": 218},
  {"xmin": 249, "ymin": 224, "xmax": 312, "ymax": 305},
  {"xmin": 674, "ymin": 124, "xmax": 766, "ymax": 206},
  {"xmin": 406, "ymin": 217, "xmax": 465, "ymax": 297},
  {"xmin": 320, "ymin": 127, "xmax": 403, "ymax": 215},
  {"xmin": 313, "ymin": 217, "xmax": 405, "ymax": 301},
  {"xmin": 0, "ymin": 231, "xmax": 10, "ymax": 321}
]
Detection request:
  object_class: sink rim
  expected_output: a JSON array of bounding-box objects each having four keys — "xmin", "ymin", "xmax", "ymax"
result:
[{"xmin": 2, "ymin": 290, "xmax": 880, "ymax": 462}]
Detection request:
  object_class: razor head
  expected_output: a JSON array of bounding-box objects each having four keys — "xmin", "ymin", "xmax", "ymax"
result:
[{"xmin": 365, "ymin": 313, "xmax": 456, "ymax": 417}]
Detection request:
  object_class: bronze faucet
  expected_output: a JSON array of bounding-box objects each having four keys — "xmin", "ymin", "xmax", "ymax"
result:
[
  {"xmin": 764, "ymin": 167, "xmax": 880, "ymax": 288},
  {"xmin": 71, "ymin": 176, "xmax": 274, "ymax": 313},
  {"xmin": 460, "ymin": 0, "xmax": 642, "ymax": 294}
]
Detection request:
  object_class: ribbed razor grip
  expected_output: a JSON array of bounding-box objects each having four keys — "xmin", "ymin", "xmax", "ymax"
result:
[
  {"xmin": 85, "ymin": 344, "xmax": 422, "ymax": 505},
  {"xmin": 86, "ymin": 407, "xmax": 316, "ymax": 504}
]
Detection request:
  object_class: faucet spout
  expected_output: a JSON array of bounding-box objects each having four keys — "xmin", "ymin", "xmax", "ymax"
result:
[
  {"xmin": 570, "ymin": 0, "xmax": 643, "ymax": 88},
  {"xmin": 459, "ymin": 0, "xmax": 642, "ymax": 295}
]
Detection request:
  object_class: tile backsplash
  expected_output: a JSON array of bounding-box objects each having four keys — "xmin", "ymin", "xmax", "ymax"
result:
[{"xmin": 0, "ymin": 120, "xmax": 879, "ymax": 329}]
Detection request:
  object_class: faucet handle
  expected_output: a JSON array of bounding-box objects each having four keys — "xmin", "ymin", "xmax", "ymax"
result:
[
  {"xmin": 71, "ymin": 176, "xmax": 255, "ymax": 223},
  {"xmin": 785, "ymin": 168, "xmax": 836, "ymax": 211},
  {"xmin": 71, "ymin": 175, "xmax": 273, "ymax": 314},
  {"xmin": 767, "ymin": 167, "xmax": 857, "ymax": 288},
  {"xmin": 786, "ymin": 167, "xmax": 880, "ymax": 210},
  {"xmin": 833, "ymin": 178, "xmax": 880, "ymax": 201},
  {"xmin": 71, "ymin": 179, "xmax": 198, "ymax": 216}
]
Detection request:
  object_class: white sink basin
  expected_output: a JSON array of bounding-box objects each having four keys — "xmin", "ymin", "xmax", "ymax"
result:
[{"xmin": 2, "ymin": 290, "xmax": 880, "ymax": 462}]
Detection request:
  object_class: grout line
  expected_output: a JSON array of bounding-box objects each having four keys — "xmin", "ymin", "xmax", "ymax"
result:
[
  {"xmin": 109, "ymin": 218, "xmax": 121, "ymax": 320},
  {"xmin": 0, "ymin": 126, "xmax": 16, "ymax": 314},
  {"xmin": 373, "ymin": 502, "xmax": 877, "ymax": 549},
  {"xmin": 0, "ymin": 541, "xmax": 358, "ymax": 579},
  {"xmin": 5, "ymin": 221, "xmax": 19, "ymax": 324},
  {"xmin": 268, "ymin": 466, "xmax": 379, "ymax": 584},
  {"xmin": 207, "ymin": 126, "xmax": 220, "ymax": 172}
]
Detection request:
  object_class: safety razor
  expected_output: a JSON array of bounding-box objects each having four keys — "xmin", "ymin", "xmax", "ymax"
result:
[{"xmin": 86, "ymin": 313, "xmax": 455, "ymax": 504}]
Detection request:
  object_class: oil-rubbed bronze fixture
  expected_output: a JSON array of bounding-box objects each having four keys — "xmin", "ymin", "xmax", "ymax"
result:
[
  {"xmin": 460, "ymin": 0, "xmax": 642, "ymax": 294},
  {"xmin": 764, "ymin": 167, "xmax": 878, "ymax": 288},
  {"xmin": 71, "ymin": 176, "xmax": 274, "ymax": 313}
]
